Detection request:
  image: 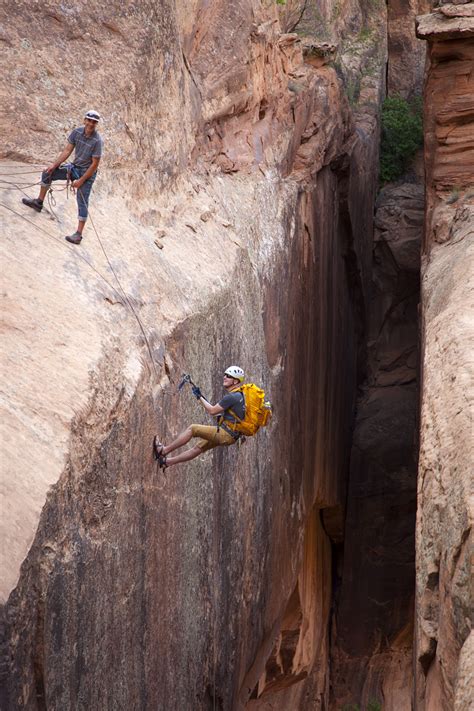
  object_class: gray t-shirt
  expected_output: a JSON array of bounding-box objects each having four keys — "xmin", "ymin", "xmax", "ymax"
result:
[
  {"xmin": 219, "ymin": 391, "xmax": 245, "ymax": 425},
  {"xmin": 68, "ymin": 127, "xmax": 103, "ymax": 169}
]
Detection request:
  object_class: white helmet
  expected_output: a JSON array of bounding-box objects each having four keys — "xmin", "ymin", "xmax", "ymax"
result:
[
  {"xmin": 84, "ymin": 109, "xmax": 101, "ymax": 122},
  {"xmin": 224, "ymin": 365, "xmax": 244, "ymax": 382}
]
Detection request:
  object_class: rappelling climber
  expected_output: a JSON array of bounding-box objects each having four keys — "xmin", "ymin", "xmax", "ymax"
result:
[
  {"xmin": 21, "ymin": 110, "xmax": 103, "ymax": 245},
  {"xmin": 153, "ymin": 366, "xmax": 246, "ymax": 469}
]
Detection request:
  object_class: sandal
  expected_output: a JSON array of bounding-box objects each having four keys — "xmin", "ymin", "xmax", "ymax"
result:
[{"xmin": 153, "ymin": 436, "xmax": 164, "ymax": 461}]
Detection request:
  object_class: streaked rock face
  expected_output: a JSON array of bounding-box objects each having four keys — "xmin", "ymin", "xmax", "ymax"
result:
[
  {"xmin": 3, "ymin": 0, "xmax": 470, "ymax": 709},
  {"xmin": 387, "ymin": 0, "xmax": 430, "ymax": 98},
  {"xmin": 417, "ymin": 6, "xmax": 474, "ymax": 204},
  {"xmin": 329, "ymin": 182, "xmax": 423, "ymax": 710},
  {"xmin": 415, "ymin": 6, "xmax": 474, "ymax": 710},
  {"xmin": 0, "ymin": 1, "xmax": 383, "ymax": 710}
]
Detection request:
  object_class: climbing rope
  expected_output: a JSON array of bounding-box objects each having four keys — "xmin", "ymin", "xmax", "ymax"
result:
[
  {"xmin": 0, "ymin": 169, "xmax": 44, "ymax": 175},
  {"xmin": 2, "ymin": 169, "xmax": 164, "ymax": 496},
  {"xmin": 81, "ymin": 189, "xmax": 160, "ymax": 381},
  {"xmin": 0, "ymin": 162, "xmax": 160, "ymax": 381},
  {"xmin": 0, "ymin": 179, "xmax": 42, "ymax": 188},
  {"xmin": 0, "ymin": 173, "xmax": 70, "ymax": 210},
  {"xmin": 3, "ymin": 171, "xmax": 230, "ymax": 706},
  {"xmin": 0, "ymin": 192, "xmax": 159, "ymax": 381},
  {"xmin": 0, "ymin": 201, "xmax": 126, "ymax": 301}
]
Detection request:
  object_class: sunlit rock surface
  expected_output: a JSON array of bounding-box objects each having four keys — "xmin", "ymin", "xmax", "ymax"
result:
[{"xmin": 415, "ymin": 5, "xmax": 474, "ymax": 710}]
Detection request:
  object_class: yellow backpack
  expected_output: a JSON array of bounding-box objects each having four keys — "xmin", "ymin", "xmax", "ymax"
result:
[{"xmin": 223, "ymin": 383, "xmax": 272, "ymax": 437}]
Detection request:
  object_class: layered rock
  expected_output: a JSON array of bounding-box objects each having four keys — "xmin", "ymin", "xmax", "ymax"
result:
[
  {"xmin": 417, "ymin": 4, "xmax": 474, "ymax": 211},
  {"xmin": 415, "ymin": 6, "xmax": 474, "ymax": 710},
  {"xmin": 387, "ymin": 0, "xmax": 430, "ymax": 98},
  {"xmin": 0, "ymin": 2, "xmax": 384, "ymax": 710}
]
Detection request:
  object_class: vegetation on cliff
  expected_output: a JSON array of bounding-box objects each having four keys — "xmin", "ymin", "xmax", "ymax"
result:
[{"xmin": 380, "ymin": 96, "xmax": 423, "ymax": 183}]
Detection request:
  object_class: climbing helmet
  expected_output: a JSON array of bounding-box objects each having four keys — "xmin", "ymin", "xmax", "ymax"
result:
[
  {"xmin": 84, "ymin": 109, "xmax": 101, "ymax": 122},
  {"xmin": 224, "ymin": 365, "xmax": 244, "ymax": 382}
]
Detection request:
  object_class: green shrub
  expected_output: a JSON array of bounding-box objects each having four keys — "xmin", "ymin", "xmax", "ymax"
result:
[
  {"xmin": 379, "ymin": 96, "xmax": 423, "ymax": 184},
  {"xmin": 367, "ymin": 701, "xmax": 382, "ymax": 711},
  {"xmin": 341, "ymin": 700, "xmax": 382, "ymax": 711}
]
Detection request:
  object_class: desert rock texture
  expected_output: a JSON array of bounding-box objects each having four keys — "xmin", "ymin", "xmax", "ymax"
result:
[
  {"xmin": 415, "ymin": 5, "xmax": 474, "ymax": 710},
  {"xmin": 0, "ymin": 1, "xmax": 380, "ymax": 709},
  {"xmin": 0, "ymin": 1, "xmax": 472, "ymax": 710}
]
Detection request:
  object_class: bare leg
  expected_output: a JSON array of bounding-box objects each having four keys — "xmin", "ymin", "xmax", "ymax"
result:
[
  {"xmin": 162, "ymin": 426, "xmax": 194, "ymax": 456},
  {"xmin": 155, "ymin": 426, "xmax": 205, "ymax": 468},
  {"xmin": 165, "ymin": 445, "xmax": 202, "ymax": 468},
  {"xmin": 76, "ymin": 219, "xmax": 86, "ymax": 235},
  {"xmin": 155, "ymin": 427, "xmax": 202, "ymax": 467},
  {"xmin": 38, "ymin": 185, "xmax": 48, "ymax": 201}
]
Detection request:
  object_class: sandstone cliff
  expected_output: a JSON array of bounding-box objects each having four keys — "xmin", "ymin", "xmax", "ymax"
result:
[
  {"xmin": 0, "ymin": 2, "xmax": 384, "ymax": 709},
  {"xmin": 415, "ymin": 5, "xmax": 474, "ymax": 710},
  {"xmin": 4, "ymin": 1, "xmax": 471, "ymax": 709}
]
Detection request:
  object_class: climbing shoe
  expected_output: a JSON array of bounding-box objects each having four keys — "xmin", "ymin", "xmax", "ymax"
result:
[
  {"xmin": 65, "ymin": 232, "xmax": 82, "ymax": 245},
  {"xmin": 153, "ymin": 436, "xmax": 164, "ymax": 461},
  {"xmin": 22, "ymin": 197, "xmax": 43, "ymax": 212}
]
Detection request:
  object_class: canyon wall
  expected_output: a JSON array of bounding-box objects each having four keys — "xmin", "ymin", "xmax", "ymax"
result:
[
  {"xmin": 0, "ymin": 1, "xmax": 384, "ymax": 709},
  {"xmin": 387, "ymin": 0, "xmax": 430, "ymax": 98},
  {"xmin": 327, "ymin": 0, "xmax": 428, "ymax": 705},
  {"xmin": 330, "ymin": 182, "xmax": 423, "ymax": 710},
  {"xmin": 415, "ymin": 5, "xmax": 474, "ymax": 710},
  {"xmin": 4, "ymin": 1, "xmax": 471, "ymax": 709}
]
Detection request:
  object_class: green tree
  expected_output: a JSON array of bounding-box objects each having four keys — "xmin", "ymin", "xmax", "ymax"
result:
[{"xmin": 379, "ymin": 96, "xmax": 423, "ymax": 183}]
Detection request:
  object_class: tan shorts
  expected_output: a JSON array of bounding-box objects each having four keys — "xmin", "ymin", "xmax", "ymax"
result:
[{"xmin": 190, "ymin": 424, "xmax": 236, "ymax": 453}]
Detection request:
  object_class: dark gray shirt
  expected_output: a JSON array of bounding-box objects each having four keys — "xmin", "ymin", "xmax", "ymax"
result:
[
  {"xmin": 219, "ymin": 391, "xmax": 245, "ymax": 424},
  {"xmin": 68, "ymin": 127, "xmax": 103, "ymax": 169}
]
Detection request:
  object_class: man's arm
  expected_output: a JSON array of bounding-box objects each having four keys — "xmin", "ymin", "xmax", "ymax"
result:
[
  {"xmin": 45, "ymin": 143, "xmax": 74, "ymax": 173},
  {"xmin": 199, "ymin": 398, "xmax": 224, "ymax": 416},
  {"xmin": 72, "ymin": 156, "xmax": 100, "ymax": 189}
]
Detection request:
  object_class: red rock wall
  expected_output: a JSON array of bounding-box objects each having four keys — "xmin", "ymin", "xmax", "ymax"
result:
[
  {"xmin": 0, "ymin": 2, "xmax": 384, "ymax": 710},
  {"xmin": 387, "ymin": 0, "xmax": 430, "ymax": 98},
  {"xmin": 419, "ymin": 14, "xmax": 474, "ymax": 246},
  {"xmin": 1, "ymin": 165, "xmax": 374, "ymax": 710},
  {"xmin": 414, "ymin": 8, "xmax": 474, "ymax": 710}
]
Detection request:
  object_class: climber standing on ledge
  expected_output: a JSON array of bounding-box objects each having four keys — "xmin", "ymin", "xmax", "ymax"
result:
[
  {"xmin": 153, "ymin": 366, "xmax": 246, "ymax": 469},
  {"xmin": 21, "ymin": 110, "xmax": 103, "ymax": 245}
]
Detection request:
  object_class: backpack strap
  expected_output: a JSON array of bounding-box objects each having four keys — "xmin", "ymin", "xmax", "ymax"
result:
[{"xmin": 218, "ymin": 391, "xmax": 245, "ymax": 431}]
